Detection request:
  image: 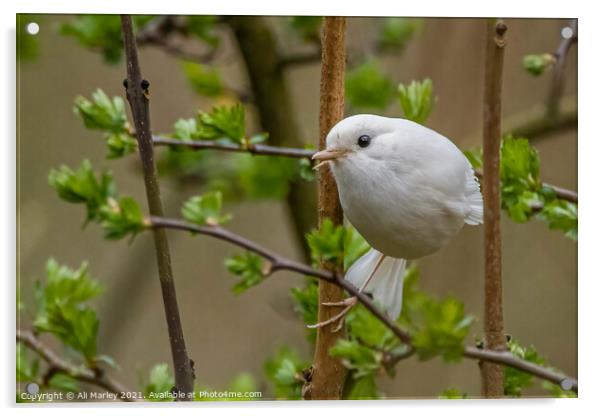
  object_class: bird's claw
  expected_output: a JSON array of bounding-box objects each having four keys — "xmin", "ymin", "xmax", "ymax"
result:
[{"xmin": 307, "ymin": 297, "xmax": 358, "ymax": 332}]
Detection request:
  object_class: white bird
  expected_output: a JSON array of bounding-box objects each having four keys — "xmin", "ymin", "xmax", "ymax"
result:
[{"xmin": 310, "ymin": 114, "xmax": 483, "ymax": 329}]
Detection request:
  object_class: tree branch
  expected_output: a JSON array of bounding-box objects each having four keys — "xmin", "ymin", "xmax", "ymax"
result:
[
  {"xmin": 473, "ymin": 170, "xmax": 577, "ymax": 206},
  {"xmin": 547, "ymin": 19, "xmax": 577, "ymax": 119},
  {"xmin": 17, "ymin": 330, "xmax": 139, "ymax": 402},
  {"xmin": 120, "ymin": 15, "xmax": 195, "ymax": 399},
  {"xmin": 149, "ymin": 216, "xmax": 577, "ymax": 393},
  {"xmin": 481, "ymin": 19, "xmax": 507, "ymax": 398},
  {"xmin": 153, "ymin": 136, "xmax": 315, "ymax": 159},
  {"xmin": 152, "ymin": 137, "xmax": 578, "ymax": 205},
  {"xmin": 308, "ymin": 16, "xmax": 349, "ymax": 400}
]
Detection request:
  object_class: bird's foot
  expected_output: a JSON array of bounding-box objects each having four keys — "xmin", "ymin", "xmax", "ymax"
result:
[{"xmin": 307, "ymin": 297, "xmax": 357, "ymax": 332}]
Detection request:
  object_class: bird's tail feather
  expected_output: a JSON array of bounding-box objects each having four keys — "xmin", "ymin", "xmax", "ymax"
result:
[{"xmin": 345, "ymin": 248, "xmax": 406, "ymax": 320}]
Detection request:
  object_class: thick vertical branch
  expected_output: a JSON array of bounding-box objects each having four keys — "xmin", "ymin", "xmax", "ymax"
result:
[
  {"xmin": 481, "ymin": 19, "xmax": 507, "ymax": 398},
  {"xmin": 307, "ymin": 17, "xmax": 347, "ymax": 400},
  {"xmin": 120, "ymin": 15, "xmax": 194, "ymax": 398}
]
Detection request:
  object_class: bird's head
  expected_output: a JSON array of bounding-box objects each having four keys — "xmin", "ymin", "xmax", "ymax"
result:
[{"xmin": 312, "ymin": 114, "xmax": 408, "ymax": 170}]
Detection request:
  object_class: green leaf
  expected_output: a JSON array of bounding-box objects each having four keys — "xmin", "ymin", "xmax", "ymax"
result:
[
  {"xmin": 470, "ymin": 137, "xmax": 577, "ymax": 239},
  {"xmin": 346, "ymin": 305, "xmax": 395, "ymax": 348},
  {"xmin": 542, "ymin": 380, "xmax": 577, "ymax": 398},
  {"xmin": 49, "ymin": 160, "xmax": 115, "ymax": 223},
  {"xmin": 398, "ymin": 266, "xmax": 473, "ymax": 362},
  {"xmin": 500, "ymin": 137, "xmax": 543, "ymax": 223},
  {"xmin": 378, "ymin": 18, "xmax": 423, "ymax": 51},
  {"xmin": 343, "ymin": 225, "xmax": 370, "ymax": 271},
  {"xmin": 60, "ymin": 15, "xmax": 153, "ymax": 63},
  {"xmin": 182, "ymin": 62, "xmax": 223, "ymax": 97},
  {"xmin": 98, "ymin": 196, "xmax": 146, "ymax": 240},
  {"xmin": 264, "ymin": 347, "xmax": 308, "ymax": 399},
  {"xmin": 182, "ymin": 191, "xmax": 231, "ymax": 226},
  {"xmin": 225, "ymin": 252, "xmax": 265, "ymax": 294},
  {"xmin": 522, "ymin": 53, "xmax": 555, "ymax": 76},
  {"xmin": 33, "ymin": 259, "xmax": 103, "ymax": 360},
  {"xmin": 197, "ymin": 104, "xmax": 246, "ymax": 143},
  {"xmin": 16, "ymin": 344, "xmax": 39, "ymax": 383},
  {"xmin": 504, "ymin": 338, "xmax": 546, "ymax": 397},
  {"xmin": 306, "ymin": 218, "xmax": 345, "ymax": 266},
  {"xmin": 411, "ymin": 297, "xmax": 474, "ymax": 362},
  {"xmin": 143, "ymin": 363, "xmax": 175, "ymax": 402},
  {"xmin": 291, "ymin": 279, "xmax": 318, "ymax": 341},
  {"xmin": 48, "ymin": 373, "xmax": 80, "ymax": 392},
  {"xmin": 106, "ymin": 133, "xmax": 137, "ymax": 159},
  {"xmin": 185, "ymin": 16, "xmax": 219, "ymax": 46},
  {"xmin": 330, "ymin": 339, "xmax": 382, "ymax": 378},
  {"xmin": 74, "ymin": 89, "xmax": 128, "ymax": 133},
  {"xmin": 344, "ymin": 375, "xmax": 379, "ymax": 399},
  {"xmin": 172, "ymin": 118, "xmax": 199, "ymax": 142},
  {"xmin": 346, "ymin": 60, "xmax": 396, "ymax": 110},
  {"xmin": 297, "ymin": 158, "xmax": 316, "ymax": 182},
  {"xmin": 439, "ymin": 388, "xmax": 467, "ymax": 399},
  {"xmin": 537, "ymin": 199, "xmax": 577, "ymax": 240},
  {"xmin": 60, "ymin": 16, "xmax": 124, "ymax": 63},
  {"xmin": 398, "ymin": 79, "xmax": 435, "ymax": 124}
]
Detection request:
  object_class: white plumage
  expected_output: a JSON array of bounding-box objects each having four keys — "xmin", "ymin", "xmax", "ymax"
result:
[{"xmin": 315, "ymin": 114, "xmax": 483, "ymax": 320}]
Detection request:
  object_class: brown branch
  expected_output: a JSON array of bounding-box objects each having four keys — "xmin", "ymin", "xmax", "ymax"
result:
[
  {"xmin": 547, "ymin": 19, "xmax": 577, "ymax": 119},
  {"xmin": 149, "ymin": 216, "xmax": 577, "ymax": 393},
  {"xmin": 308, "ymin": 16, "xmax": 349, "ymax": 401},
  {"xmin": 481, "ymin": 19, "xmax": 508, "ymax": 398},
  {"xmin": 17, "ymin": 330, "xmax": 139, "ymax": 402},
  {"xmin": 120, "ymin": 15, "xmax": 195, "ymax": 399},
  {"xmin": 153, "ymin": 137, "xmax": 578, "ymax": 205},
  {"xmin": 153, "ymin": 136, "xmax": 315, "ymax": 159},
  {"xmin": 473, "ymin": 170, "xmax": 577, "ymax": 207}
]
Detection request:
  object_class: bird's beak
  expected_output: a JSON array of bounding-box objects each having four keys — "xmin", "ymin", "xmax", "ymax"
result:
[{"xmin": 312, "ymin": 148, "xmax": 348, "ymax": 161}]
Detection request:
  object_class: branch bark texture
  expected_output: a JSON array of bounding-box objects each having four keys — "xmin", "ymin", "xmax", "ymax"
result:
[
  {"xmin": 307, "ymin": 16, "xmax": 348, "ymax": 400},
  {"xmin": 481, "ymin": 19, "xmax": 507, "ymax": 398},
  {"xmin": 120, "ymin": 15, "xmax": 194, "ymax": 398}
]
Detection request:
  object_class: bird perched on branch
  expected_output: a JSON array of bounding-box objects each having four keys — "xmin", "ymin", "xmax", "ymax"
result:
[{"xmin": 310, "ymin": 114, "xmax": 483, "ymax": 330}]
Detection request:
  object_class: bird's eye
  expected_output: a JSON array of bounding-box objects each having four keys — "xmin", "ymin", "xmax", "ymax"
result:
[{"xmin": 357, "ymin": 135, "xmax": 371, "ymax": 148}]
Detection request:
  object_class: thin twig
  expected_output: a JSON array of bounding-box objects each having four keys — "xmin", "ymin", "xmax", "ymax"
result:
[
  {"xmin": 149, "ymin": 216, "xmax": 577, "ymax": 393},
  {"xmin": 120, "ymin": 15, "xmax": 195, "ymax": 398},
  {"xmin": 547, "ymin": 19, "xmax": 577, "ymax": 119},
  {"xmin": 153, "ymin": 136, "xmax": 315, "ymax": 159},
  {"xmin": 474, "ymin": 170, "xmax": 577, "ymax": 205},
  {"xmin": 17, "ymin": 330, "xmax": 139, "ymax": 402},
  {"xmin": 152, "ymin": 136, "xmax": 578, "ymax": 204},
  {"xmin": 481, "ymin": 19, "xmax": 508, "ymax": 398}
]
